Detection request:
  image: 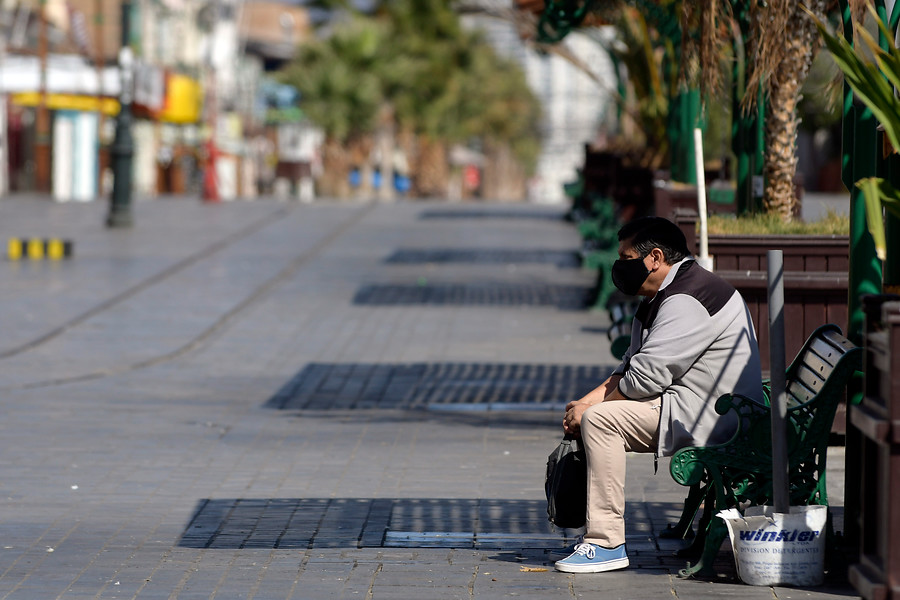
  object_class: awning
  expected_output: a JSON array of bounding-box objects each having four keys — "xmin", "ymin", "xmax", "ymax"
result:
[{"xmin": 10, "ymin": 92, "xmax": 120, "ymax": 116}]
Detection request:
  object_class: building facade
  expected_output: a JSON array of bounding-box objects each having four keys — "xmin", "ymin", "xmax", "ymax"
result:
[{"xmin": 1, "ymin": 0, "xmax": 310, "ymax": 200}]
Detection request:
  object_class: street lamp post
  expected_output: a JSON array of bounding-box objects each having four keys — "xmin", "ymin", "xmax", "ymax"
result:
[
  {"xmin": 35, "ymin": 0, "xmax": 51, "ymax": 193},
  {"xmin": 107, "ymin": 11, "xmax": 135, "ymax": 228},
  {"xmin": 107, "ymin": 46, "xmax": 135, "ymax": 227}
]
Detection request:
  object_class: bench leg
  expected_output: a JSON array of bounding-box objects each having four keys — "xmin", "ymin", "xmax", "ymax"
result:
[
  {"xmin": 660, "ymin": 482, "xmax": 705, "ymax": 540},
  {"xmin": 675, "ymin": 487, "xmax": 714, "ymax": 560},
  {"xmin": 678, "ymin": 513, "xmax": 728, "ymax": 578}
]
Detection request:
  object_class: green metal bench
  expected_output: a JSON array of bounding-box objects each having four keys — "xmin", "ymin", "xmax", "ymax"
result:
[
  {"xmin": 666, "ymin": 324, "xmax": 862, "ymax": 578},
  {"xmin": 605, "ymin": 294, "xmax": 640, "ymax": 360},
  {"xmin": 571, "ymin": 194, "xmax": 620, "ymax": 310}
]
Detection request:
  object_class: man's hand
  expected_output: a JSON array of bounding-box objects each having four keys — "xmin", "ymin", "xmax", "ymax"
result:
[
  {"xmin": 563, "ymin": 400, "xmax": 590, "ymax": 435},
  {"xmin": 561, "ymin": 374, "xmax": 624, "ymax": 435}
]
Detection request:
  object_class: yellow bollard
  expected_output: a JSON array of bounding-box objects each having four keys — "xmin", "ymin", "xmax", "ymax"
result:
[
  {"xmin": 7, "ymin": 238, "xmax": 22, "ymax": 260},
  {"xmin": 7, "ymin": 237, "xmax": 73, "ymax": 260},
  {"xmin": 27, "ymin": 238, "xmax": 44, "ymax": 260},
  {"xmin": 47, "ymin": 239, "xmax": 65, "ymax": 260}
]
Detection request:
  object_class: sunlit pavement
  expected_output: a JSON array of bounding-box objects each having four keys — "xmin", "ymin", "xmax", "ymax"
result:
[{"xmin": 0, "ymin": 194, "xmax": 857, "ymax": 599}]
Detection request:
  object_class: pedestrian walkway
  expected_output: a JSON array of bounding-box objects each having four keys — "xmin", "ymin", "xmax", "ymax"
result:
[{"xmin": 0, "ymin": 195, "xmax": 859, "ymax": 599}]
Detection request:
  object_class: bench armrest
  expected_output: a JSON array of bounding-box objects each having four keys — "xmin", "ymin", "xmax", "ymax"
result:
[{"xmin": 670, "ymin": 393, "xmax": 767, "ymax": 487}]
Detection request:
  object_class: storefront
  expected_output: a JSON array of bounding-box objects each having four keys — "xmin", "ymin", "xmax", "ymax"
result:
[
  {"xmin": 136, "ymin": 71, "xmax": 203, "ymax": 195},
  {"xmin": 1, "ymin": 53, "xmax": 120, "ymax": 198},
  {"xmin": 9, "ymin": 92, "xmax": 119, "ymax": 201},
  {"xmin": 2, "ymin": 53, "xmax": 204, "ymax": 199}
]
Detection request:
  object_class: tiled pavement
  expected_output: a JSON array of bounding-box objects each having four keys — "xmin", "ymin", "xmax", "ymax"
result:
[{"xmin": 0, "ymin": 194, "xmax": 859, "ymax": 599}]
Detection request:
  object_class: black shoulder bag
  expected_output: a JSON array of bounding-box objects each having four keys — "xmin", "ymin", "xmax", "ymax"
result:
[{"xmin": 545, "ymin": 434, "xmax": 587, "ymax": 528}]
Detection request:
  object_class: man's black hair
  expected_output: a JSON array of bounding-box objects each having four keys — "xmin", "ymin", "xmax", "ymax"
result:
[{"xmin": 617, "ymin": 216, "xmax": 691, "ymax": 264}]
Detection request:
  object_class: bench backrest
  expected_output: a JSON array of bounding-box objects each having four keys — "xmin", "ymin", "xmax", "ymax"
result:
[
  {"xmin": 779, "ymin": 324, "xmax": 861, "ymax": 464},
  {"xmin": 785, "ymin": 324, "xmax": 859, "ymax": 407}
]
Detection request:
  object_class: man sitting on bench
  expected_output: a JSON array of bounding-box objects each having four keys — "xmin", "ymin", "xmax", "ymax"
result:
[{"xmin": 557, "ymin": 216, "xmax": 764, "ymax": 573}]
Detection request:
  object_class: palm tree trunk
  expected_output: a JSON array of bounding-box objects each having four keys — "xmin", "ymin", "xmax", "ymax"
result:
[
  {"xmin": 319, "ymin": 137, "xmax": 352, "ymax": 199},
  {"xmin": 762, "ymin": 0, "xmax": 826, "ymax": 221},
  {"xmin": 482, "ymin": 139, "xmax": 526, "ymax": 202},
  {"xmin": 377, "ymin": 104, "xmax": 395, "ymax": 203},
  {"xmin": 414, "ymin": 136, "xmax": 449, "ymax": 198}
]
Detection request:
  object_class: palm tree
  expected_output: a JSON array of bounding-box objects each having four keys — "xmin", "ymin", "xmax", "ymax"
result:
[
  {"xmin": 279, "ymin": 18, "xmax": 389, "ymax": 197},
  {"xmin": 459, "ymin": 41, "xmax": 542, "ymax": 198},
  {"xmin": 613, "ymin": 4, "xmax": 673, "ymax": 170},
  {"xmin": 281, "ymin": 0, "xmax": 541, "ymax": 200},
  {"xmin": 527, "ymin": 0, "xmax": 834, "ymax": 217},
  {"xmin": 686, "ymin": 0, "xmax": 828, "ymax": 219},
  {"xmin": 384, "ymin": 0, "xmax": 482, "ymax": 197},
  {"xmin": 744, "ymin": 0, "xmax": 829, "ymax": 220}
]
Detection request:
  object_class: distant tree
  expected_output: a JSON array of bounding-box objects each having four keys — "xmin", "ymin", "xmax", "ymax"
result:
[
  {"xmin": 280, "ymin": 0, "xmax": 541, "ymax": 199},
  {"xmin": 279, "ymin": 18, "xmax": 389, "ymax": 197}
]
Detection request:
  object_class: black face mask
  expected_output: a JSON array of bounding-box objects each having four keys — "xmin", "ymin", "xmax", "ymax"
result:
[{"xmin": 611, "ymin": 257, "xmax": 650, "ymax": 296}]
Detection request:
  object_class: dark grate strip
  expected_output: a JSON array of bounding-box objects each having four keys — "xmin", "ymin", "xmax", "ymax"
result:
[
  {"xmin": 266, "ymin": 362, "xmax": 611, "ymax": 411},
  {"xmin": 178, "ymin": 498, "xmax": 563, "ymax": 550},
  {"xmin": 352, "ymin": 283, "xmax": 592, "ymax": 310},
  {"xmin": 384, "ymin": 248, "xmax": 580, "ymax": 268}
]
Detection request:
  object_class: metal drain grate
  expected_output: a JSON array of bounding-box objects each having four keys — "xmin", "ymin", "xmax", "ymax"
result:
[
  {"xmin": 384, "ymin": 248, "xmax": 580, "ymax": 268},
  {"xmin": 352, "ymin": 283, "xmax": 592, "ymax": 310},
  {"xmin": 266, "ymin": 362, "xmax": 611, "ymax": 411},
  {"xmin": 178, "ymin": 498, "xmax": 567, "ymax": 550}
]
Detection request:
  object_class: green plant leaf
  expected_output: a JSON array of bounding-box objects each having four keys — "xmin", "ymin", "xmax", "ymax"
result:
[
  {"xmin": 815, "ymin": 14, "xmax": 900, "ymax": 158},
  {"xmin": 883, "ymin": 193, "xmax": 900, "ymax": 220},
  {"xmin": 814, "ymin": 7, "xmax": 900, "ymax": 264},
  {"xmin": 855, "ymin": 177, "xmax": 900, "ymax": 261},
  {"xmin": 857, "ymin": 24, "xmax": 900, "ymax": 145}
]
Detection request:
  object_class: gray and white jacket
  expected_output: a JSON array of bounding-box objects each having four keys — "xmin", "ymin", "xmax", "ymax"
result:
[{"xmin": 613, "ymin": 257, "xmax": 764, "ymax": 457}]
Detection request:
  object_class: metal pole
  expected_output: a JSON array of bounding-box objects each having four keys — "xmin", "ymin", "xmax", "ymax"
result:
[
  {"xmin": 670, "ymin": 89, "xmax": 700, "ymax": 185},
  {"xmin": 767, "ymin": 249, "xmax": 790, "ymax": 513},
  {"xmin": 730, "ymin": 1, "xmax": 765, "ymax": 215},
  {"xmin": 202, "ymin": 4, "xmax": 219, "ymax": 203},
  {"xmin": 107, "ymin": 1, "xmax": 133, "ymax": 228},
  {"xmin": 35, "ymin": 0, "xmax": 51, "ymax": 193},
  {"xmin": 0, "ymin": 5, "xmax": 8, "ymax": 197},
  {"xmin": 94, "ymin": 0, "xmax": 105, "ymax": 196},
  {"xmin": 694, "ymin": 128, "xmax": 713, "ymax": 271}
]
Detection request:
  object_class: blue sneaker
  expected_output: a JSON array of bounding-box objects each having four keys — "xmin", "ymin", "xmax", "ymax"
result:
[
  {"xmin": 548, "ymin": 535, "xmax": 584, "ymax": 560},
  {"xmin": 554, "ymin": 543, "xmax": 629, "ymax": 573}
]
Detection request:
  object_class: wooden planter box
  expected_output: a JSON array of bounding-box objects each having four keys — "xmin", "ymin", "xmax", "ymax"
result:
[{"xmin": 711, "ymin": 235, "xmax": 849, "ymax": 373}]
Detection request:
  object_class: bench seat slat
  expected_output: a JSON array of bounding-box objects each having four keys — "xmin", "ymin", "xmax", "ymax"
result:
[
  {"xmin": 787, "ymin": 379, "xmax": 817, "ymax": 405},
  {"xmin": 793, "ymin": 351, "xmax": 832, "ymax": 382},
  {"xmin": 793, "ymin": 363, "xmax": 828, "ymax": 396},
  {"xmin": 822, "ymin": 328, "xmax": 857, "ymax": 351},
  {"xmin": 806, "ymin": 337, "xmax": 841, "ymax": 367}
]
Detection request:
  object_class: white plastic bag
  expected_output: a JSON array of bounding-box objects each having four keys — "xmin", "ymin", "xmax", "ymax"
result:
[{"xmin": 717, "ymin": 505, "xmax": 828, "ymax": 586}]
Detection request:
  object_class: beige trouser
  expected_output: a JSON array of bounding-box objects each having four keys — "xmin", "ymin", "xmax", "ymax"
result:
[{"xmin": 581, "ymin": 398, "xmax": 661, "ymax": 548}]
